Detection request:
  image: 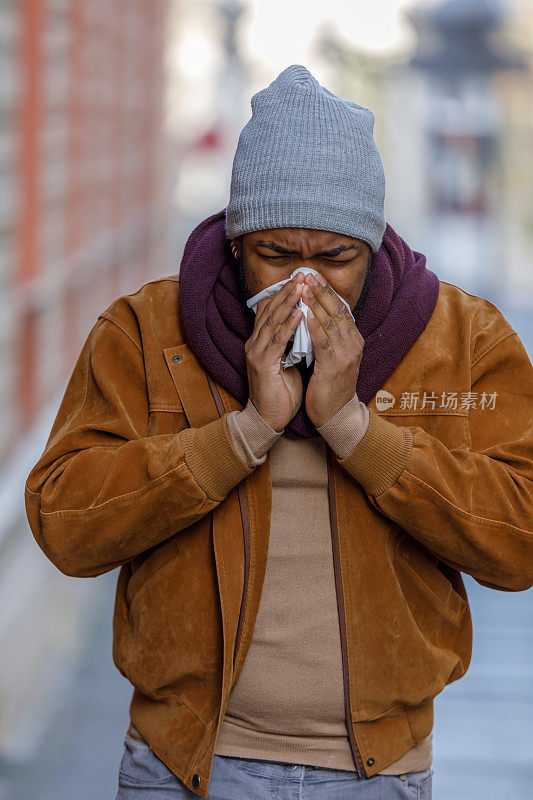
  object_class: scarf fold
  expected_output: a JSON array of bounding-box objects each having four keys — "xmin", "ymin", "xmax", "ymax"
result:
[{"xmin": 178, "ymin": 208, "xmax": 440, "ymax": 439}]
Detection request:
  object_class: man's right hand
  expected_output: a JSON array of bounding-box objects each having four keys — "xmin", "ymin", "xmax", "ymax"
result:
[{"xmin": 245, "ymin": 272, "xmax": 306, "ymax": 432}]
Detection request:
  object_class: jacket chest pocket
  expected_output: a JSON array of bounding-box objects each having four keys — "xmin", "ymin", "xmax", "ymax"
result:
[
  {"xmin": 147, "ymin": 343, "xmax": 226, "ymax": 435},
  {"xmin": 160, "ymin": 343, "xmax": 230, "ymax": 429},
  {"xmin": 148, "ymin": 409, "xmax": 188, "ymax": 437}
]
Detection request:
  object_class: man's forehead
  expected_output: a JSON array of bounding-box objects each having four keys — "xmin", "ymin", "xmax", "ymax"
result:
[{"xmin": 246, "ymin": 228, "xmax": 360, "ymax": 246}]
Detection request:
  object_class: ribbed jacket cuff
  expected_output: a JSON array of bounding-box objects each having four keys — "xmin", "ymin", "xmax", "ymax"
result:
[
  {"xmin": 315, "ymin": 394, "xmax": 369, "ymax": 458},
  {"xmin": 179, "ymin": 415, "xmax": 255, "ymax": 502},
  {"xmin": 335, "ymin": 409, "xmax": 414, "ymax": 495},
  {"xmin": 226, "ymin": 399, "xmax": 284, "ymax": 468}
]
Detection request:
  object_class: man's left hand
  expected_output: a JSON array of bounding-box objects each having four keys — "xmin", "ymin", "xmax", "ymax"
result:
[{"xmin": 302, "ymin": 273, "xmax": 364, "ymax": 428}]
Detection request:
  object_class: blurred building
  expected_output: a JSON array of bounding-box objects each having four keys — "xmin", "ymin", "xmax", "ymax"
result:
[
  {"xmin": 316, "ymin": 0, "xmax": 531, "ymax": 305},
  {"xmin": 166, "ymin": 0, "xmax": 250, "ymax": 251},
  {"xmin": 383, "ymin": 0, "xmax": 529, "ymax": 300},
  {"xmin": 0, "ymin": 0, "xmax": 170, "ymax": 761},
  {"xmin": 2, "ymin": 0, "xmax": 531, "ymax": 789},
  {"xmin": 492, "ymin": 0, "xmax": 533, "ymax": 300}
]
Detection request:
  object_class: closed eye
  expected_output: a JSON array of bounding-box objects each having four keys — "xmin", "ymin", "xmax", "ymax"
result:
[{"xmin": 264, "ymin": 255, "xmax": 354, "ymax": 263}]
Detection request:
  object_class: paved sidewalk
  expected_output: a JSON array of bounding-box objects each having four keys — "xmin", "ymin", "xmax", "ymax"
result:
[
  {"xmin": 432, "ymin": 575, "xmax": 533, "ymax": 799},
  {"xmin": 2, "ymin": 572, "xmax": 131, "ymax": 800},
  {"xmin": 3, "ymin": 569, "xmax": 532, "ymax": 800}
]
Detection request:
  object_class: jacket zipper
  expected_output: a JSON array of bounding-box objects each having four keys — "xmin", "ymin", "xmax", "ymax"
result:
[
  {"xmin": 232, "ymin": 482, "xmax": 250, "ymax": 671},
  {"xmin": 205, "ymin": 376, "xmax": 362, "ymax": 769},
  {"xmin": 204, "ymin": 375, "xmax": 250, "ymax": 674},
  {"xmin": 326, "ymin": 446, "xmax": 367, "ymax": 778}
]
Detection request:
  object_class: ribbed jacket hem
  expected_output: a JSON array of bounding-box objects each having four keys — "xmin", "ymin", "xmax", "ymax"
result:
[
  {"xmin": 335, "ymin": 409, "xmax": 413, "ymax": 495},
  {"xmin": 213, "ymin": 721, "xmax": 433, "ymax": 775}
]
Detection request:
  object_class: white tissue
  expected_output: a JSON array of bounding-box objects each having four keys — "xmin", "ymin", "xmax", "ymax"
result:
[{"xmin": 246, "ymin": 267, "xmax": 352, "ymax": 368}]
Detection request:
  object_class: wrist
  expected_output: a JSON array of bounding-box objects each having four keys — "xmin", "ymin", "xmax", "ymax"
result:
[
  {"xmin": 315, "ymin": 394, "xmax": 369, "ymax": 458},
  {"xmin": 247, "ymin": 397, "xmax": 285, "ymax": 433},
  {"xmin": 226, "ymin": 398, "xmax": 284, "ymax": 468}
]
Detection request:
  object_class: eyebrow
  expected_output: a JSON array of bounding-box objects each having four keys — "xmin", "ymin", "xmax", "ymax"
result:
[{"xmin": 255, "ymin": 240, "xmax": 358, "ymax": 257}]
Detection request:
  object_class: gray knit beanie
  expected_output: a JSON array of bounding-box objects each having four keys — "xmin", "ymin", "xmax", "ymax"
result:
[{"xmin": 225, "ymin": 64, "xmax": 386, "ymax": 253}]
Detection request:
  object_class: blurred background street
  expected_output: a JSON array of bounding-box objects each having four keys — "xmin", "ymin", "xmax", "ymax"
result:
[{"xmin": 1, "ymin": 1, "xmax": 532, "ymax": 798}]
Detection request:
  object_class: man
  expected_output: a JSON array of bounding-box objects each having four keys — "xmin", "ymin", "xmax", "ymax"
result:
[{"xmin": 25, "ymin": 64, "xmax": 533, "ymax": 800}]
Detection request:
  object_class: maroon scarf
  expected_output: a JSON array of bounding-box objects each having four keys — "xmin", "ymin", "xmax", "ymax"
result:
[{"xmin": 178, "ymin": 208, "xmax": 439, "ymax": 439}]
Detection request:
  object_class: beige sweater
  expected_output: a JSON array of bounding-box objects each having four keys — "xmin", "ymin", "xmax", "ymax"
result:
[{"xmin": 127, "ymin": 394, "xmax": 432, "ymax": 775}]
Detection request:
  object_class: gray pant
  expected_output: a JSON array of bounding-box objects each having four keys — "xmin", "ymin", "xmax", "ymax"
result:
[{"xmin": 115, "ymin": 736, "xmax": 433, "ymax": 799}]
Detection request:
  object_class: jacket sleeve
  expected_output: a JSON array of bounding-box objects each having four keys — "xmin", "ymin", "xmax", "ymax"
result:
[
  {"xmin": 24, "ymin": 315, "xmax": 255, "ymax": 579},
  {"xmin": 334, "ymin": 331, "xmax": 533, "ymax": 592}
]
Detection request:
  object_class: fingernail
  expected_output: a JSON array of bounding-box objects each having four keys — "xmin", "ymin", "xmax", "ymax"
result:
[{"xmin": 316, "ymin": 274, "xmax": 326, "ymax": 286}]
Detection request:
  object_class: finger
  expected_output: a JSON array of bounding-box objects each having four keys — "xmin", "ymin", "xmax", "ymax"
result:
[
  {"xmin": 254, "ymin": 281, "xmax": 304, "ymax": 351},
  {"xmin": 301, "ymin": 283, "xmax": 344, "ymax": 351},
  {"xmin": 262, "ymin": 304, "xmax": 304, "ymax": 362},
  {"xmin": 254, "ymin": 276, "xmax": 303, "ymax": 347},
  {"xmin": 305, "ymin": 305, "xmax": 334, "ymax": 361},
  {"xmin": 302, "ymin": 279, "xmax": 354, "ymax": 341},
  {"xmin": 254, "ymin": 275, "xmax": 300, "ymax": 330}
]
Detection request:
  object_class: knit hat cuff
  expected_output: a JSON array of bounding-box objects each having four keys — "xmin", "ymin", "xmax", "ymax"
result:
[{"xmin": 225, "ymin": 199, "xmax": 385, "ymax": 253}]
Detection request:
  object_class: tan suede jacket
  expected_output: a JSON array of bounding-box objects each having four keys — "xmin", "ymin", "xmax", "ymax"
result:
[{"xmin": 24, "ymin": 275, "xmax": 533, "ymax": 798}]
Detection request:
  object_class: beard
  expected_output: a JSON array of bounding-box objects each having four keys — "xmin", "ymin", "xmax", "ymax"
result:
[
  {"xmin": 236, "ymin": 255, "xmax": 252, "ymax": 303},
  {"xmin": 352, "ymin": 253, "xmax": 372, "ymax": 318}
]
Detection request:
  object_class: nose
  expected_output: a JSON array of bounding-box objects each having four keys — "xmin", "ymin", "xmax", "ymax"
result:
[{"xmin": 289, "ymin": 266, "xmax": 319, "ymax": 283}]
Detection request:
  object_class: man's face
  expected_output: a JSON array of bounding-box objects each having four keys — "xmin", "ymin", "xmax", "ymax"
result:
[{"xmin": 235, "ymin": 227, "xmax": 372, "ymax": 316}]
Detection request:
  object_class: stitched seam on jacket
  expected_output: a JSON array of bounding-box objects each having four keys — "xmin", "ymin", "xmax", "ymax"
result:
[
  {"xmin": 335, "ymin": 464, "xmax": 361, "ymax": 742},
  {"xmin": 353, "ymin": 696, "xmax": 433, "ymax": 725},
  {"xmin": 39, "ymin": 460, "xmax": 203, "ymax": 518},
  {"xmin": 470, "ymin": 331, "xmax": 517, "ymax": 368},
  {"xmin": 97, "ymin": 313, "xmax": 143, "ymax": 353},
  {"xmin": 25, "ymin": 345, "xmax": 92, "ymax": 498},
  {"xmin": 401, "ymin": 469, "xmax": 532, "ymax": 537},
  {"xmin": 377, "ymin": 412, "xmax": 467, "ymax": 418},
  {"xmin": 128, "ymin": 548, "xmax": 180, "ymax": 606},
  {"xmin": 149, "ymin": 404, "xmax": 184, "ymax": 412},
  {"xmin": 114, "ymin": 275, "xmax": 179, "ymax": 301},
  {"xmin": 180, "ymin": 700, "xmax": 207, "ymax": 728},
  {"xmin": 187, "ymin": 715, "xmax": 217, "ymax": 783}
]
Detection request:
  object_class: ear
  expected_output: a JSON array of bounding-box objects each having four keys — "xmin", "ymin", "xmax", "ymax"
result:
[{"xmin": 230, "ymin": 239, "xmax": 241, "ymax": 259}]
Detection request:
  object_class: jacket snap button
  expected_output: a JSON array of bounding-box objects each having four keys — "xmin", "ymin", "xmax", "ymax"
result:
[
  {"xmin": 192, "ymin": 773, "xmax": 200, "ymax": 787},
  {"xmin": 366, "ymin": 757, "xmax": 375, "ymax": 766},
  {"xmin": 172, "ymin": 355, "xmax": 182, "ymax": 364}
]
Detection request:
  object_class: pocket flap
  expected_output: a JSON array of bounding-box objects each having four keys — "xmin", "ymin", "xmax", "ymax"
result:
[{"xmin": 163, "ymin": 344, "xmax": 220, "ymax": 428}]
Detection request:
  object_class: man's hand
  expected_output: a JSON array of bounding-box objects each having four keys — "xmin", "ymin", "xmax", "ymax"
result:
[
  {"xmin": 302, "ymin": 273, "xmax": 364, "ymax": 428},
  {"xmin": 245, "ymin": 273, "xmax": 306, "ymax": 432}
]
